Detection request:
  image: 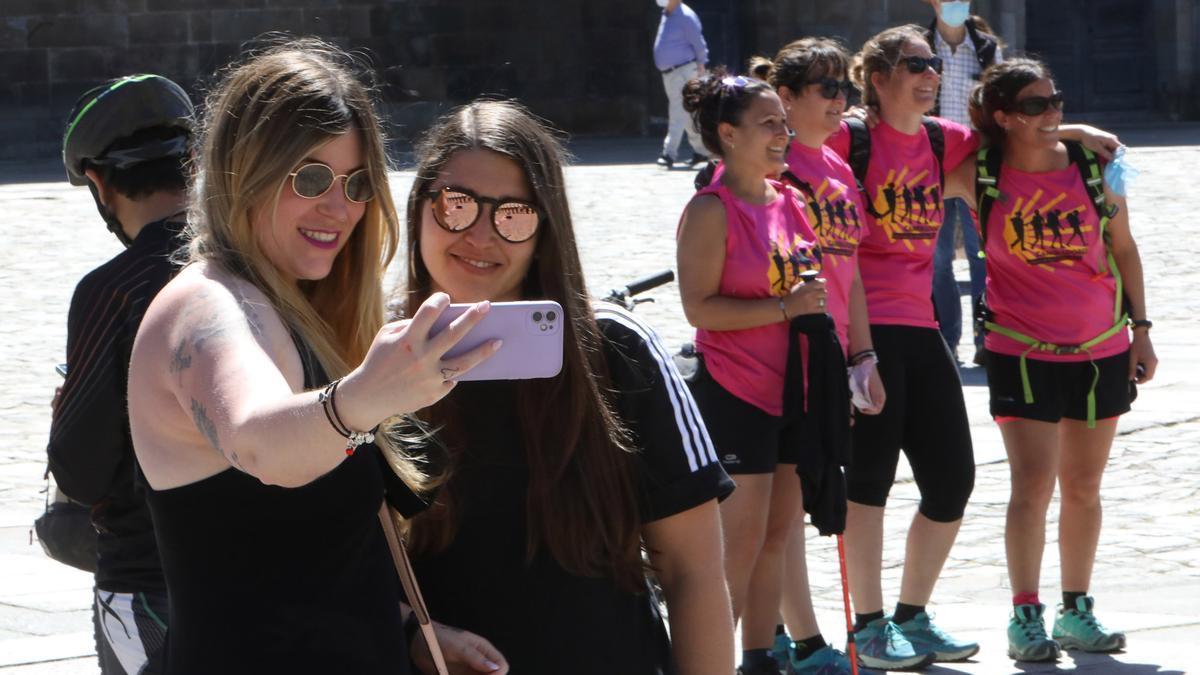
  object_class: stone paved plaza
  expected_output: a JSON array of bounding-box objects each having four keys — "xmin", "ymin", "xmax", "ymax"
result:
[{"xmin": 1, "ymin": 131, "xmax": 1198, "ymax": 673}]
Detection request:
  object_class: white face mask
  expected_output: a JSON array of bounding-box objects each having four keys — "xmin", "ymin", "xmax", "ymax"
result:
[
  {"xmin": 656, "ymin": 0, "xmax": 668, "ymax": 7},
  {"xmin": 940, "ymin": 1, "xmax": 970, "ymax": 27}
]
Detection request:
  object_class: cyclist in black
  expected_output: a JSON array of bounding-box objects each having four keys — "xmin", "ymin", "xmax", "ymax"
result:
[{"xmin": 47, "ymin": 73, "xmax": 193, "ymax": 675}]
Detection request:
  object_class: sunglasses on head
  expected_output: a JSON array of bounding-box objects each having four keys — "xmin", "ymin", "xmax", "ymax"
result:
[
  {"xmin": 424, "ymin": 186, "xmax": 541, "ymax": 243},
  {"xmin": 288, "ymin": 162, "xmax": 374, "ymax": 203},
  {"xmin": 1009, "ymin": 91, "xmax": 1065, "ymax": 116},
  {"xmin": 897, "ymin": 55, "xmax": 944, "ymax": 75},
  {"xmin": 805, "ymin": 77, "xmax": 855, "ymax": 100}
]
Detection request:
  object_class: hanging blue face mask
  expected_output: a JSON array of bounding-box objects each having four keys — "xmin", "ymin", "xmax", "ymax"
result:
[
  {"xmin": 940, "ymin": 1, "xmax": 971, "ymax": 27},
  {"xmin": 1104, "ymin": 145, "xmax": 1138, "ymax": 197}
]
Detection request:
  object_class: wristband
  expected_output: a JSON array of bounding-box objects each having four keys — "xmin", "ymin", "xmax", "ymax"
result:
[
  {"xmin": 848, "ymin": 349, "xmax": 877, "ymax": 366},
  {"xmin": 1130, "ymin": 319, "xmax": 1153, "ymax": 331},
  {"xmin": 778, "ymin": 298, "xmax": 789, "ymax": 322}
]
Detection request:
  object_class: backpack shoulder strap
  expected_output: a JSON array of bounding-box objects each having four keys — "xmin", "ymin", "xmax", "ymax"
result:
[
  {"xmin": 921, "ymin": 116, "xmax": 946, "ymax": 188},
  {"xmin": 974, "ymin": 145, "xmax": 1003, "ymax": 249},
  {"xmin": 781, "ymin": 170, "xmax": 814, "ymax": 199},
  {"xmin": 844, "ymin": 117, "xmax": 871, "ymax": 187},
  {"xmin": 1065, "ymin": 140, "xmax": 1124, "ymax": 321},
  {"xmin": 694, "ymin": 159, "xmax": 720, "ymax": 192},
  {"xmin": 1065, "ymin": 141, "xmax": 1111, "ymax": 219},
  {"xmin": 844, "ymin": 117, "xmax": 883, "ymax": 217}
]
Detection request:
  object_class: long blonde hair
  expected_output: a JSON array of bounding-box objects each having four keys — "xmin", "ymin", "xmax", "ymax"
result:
[{"xmin": 187, "ymin": 38, "xmax": 423, "ymax": 486}]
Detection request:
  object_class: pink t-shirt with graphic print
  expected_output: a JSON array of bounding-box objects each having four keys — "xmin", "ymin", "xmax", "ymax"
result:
[
  {"xmin": 826, "ymin": 118, "xmax": 979, "ymax": 328},
  {"xmin": 784, "ymin": 141, "xmax": 870, "ymax": 355},
  {"xmin": 692, "ymin": 180, "xmax": 821, "ymax": 416},
  {"xmin": 982, "ymin": 159, "xmax": 1129, "ymax": 362}
]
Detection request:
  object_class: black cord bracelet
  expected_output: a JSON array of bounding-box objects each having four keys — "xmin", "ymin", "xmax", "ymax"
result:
[{"xmin": 317, "ymin": 378, "xmax": 376, "ymax": 456}]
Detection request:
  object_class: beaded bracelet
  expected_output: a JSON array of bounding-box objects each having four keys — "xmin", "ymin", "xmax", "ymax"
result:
[
  {"xmin": 317, "ymin": 378, "xmax": 377, "ymax": 456},
  {"xmin": 778, "ymin": 298, "xmax": 790, "ymax": 322}
]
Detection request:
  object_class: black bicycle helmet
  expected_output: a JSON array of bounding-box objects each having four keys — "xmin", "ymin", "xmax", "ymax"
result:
[{"xmin": 62, "ymin": 74, "xmax": 194, "ymax": 186}]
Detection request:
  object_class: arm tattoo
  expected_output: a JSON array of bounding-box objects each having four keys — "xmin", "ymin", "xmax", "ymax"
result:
[
  {"xmin": 169, "ymin": 341, "xmax": 192, "ymax": 384},
  {"xmin": 191, "ymin": 398, "xmax": 246, "ymax": 472}
]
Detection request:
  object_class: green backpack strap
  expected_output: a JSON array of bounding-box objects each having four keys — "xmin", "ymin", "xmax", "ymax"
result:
[
  {"xmin": 1065, "ymin": 141, "xmax": 1123, "ymax": 324},
  {"xmin": 974, "ymin": 146, "xmax": 1003, "ymax": 254}
]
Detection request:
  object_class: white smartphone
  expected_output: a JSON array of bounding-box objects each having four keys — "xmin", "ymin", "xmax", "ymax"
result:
[{"xmin": 428, "ymin": 300, "xmax": 565, "ymax": 381}]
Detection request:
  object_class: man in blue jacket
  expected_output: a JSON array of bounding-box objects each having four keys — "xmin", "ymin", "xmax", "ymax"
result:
[{"xmin": 653, "ymin": 0, "xmax": 710, "ymax": 168}]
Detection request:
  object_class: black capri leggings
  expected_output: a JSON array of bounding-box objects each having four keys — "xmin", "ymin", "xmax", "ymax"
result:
[{"xmin": 847, "ymin": 325, "xmax": 975, "ymax": 522}]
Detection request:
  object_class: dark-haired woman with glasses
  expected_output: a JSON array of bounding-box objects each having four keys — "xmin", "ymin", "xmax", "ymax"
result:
[
  {"xmin": 395, "ymin": 98, "xmax": 736, "ymax": 675},
  {"xmin": 676, "ymin": 69, "xmax": 829, "ymax": 675},
  {"xmin": 744, "ymin": 36, "xmax": 886, "ymax": 675},
  {"xmin": 128, "ymin": 40, "xmax": 509, "ymax": 673},
  {"xmin": 831, "ymin": 25, "xmax": 1123, "ymax": 670},
  {"xmin": 944, "ymin": 57, "xmax": 1155, "ymax": 663}
]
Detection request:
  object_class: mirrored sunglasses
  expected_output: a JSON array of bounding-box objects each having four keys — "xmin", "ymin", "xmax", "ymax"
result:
[
  {"xmin": 1010, "ymin": 91, "xmax": 1065, "ymax": 116},
  {"xmin": 898, "ymin": 55, "xmax": 944, "ymax": 75},
  {"xmin": 288, "ymin": 162, "xmax": 374, "ymax": 203},
  {"xmin": 424, "ymin": 186, "xmax": 541, "ymax": 243},
  {"xmin": 806, "ymin": 77, "xmax": 855, "ymax": 100}
]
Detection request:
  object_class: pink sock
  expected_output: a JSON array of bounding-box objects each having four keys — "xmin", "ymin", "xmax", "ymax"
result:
[{"xmin": 1013, "ymin": 591, "xmax": 1040, "ymax": 607}]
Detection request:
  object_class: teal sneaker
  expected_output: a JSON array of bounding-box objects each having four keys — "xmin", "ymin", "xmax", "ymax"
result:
[
  {"xmin": 854, "ymin": 617, "xmax": 934, "ymax": 671},
  {"xmin": 896, "ymin": 611, "xmax": 980, "ymax": 662},
  {"xmin": 1052, "ymin": 596, "xmax": 1126, "ymax": 652},
  {"xmin": 1007, "ymin": 603, "xmax": 1061, "ymax": 662},
  {"xmin": 769, "ymin": 631, "xmax": 793, "ymax": 672},
  {"xmin": 787, "ymin": 644, "xmax": 855, "ymax": 674}
]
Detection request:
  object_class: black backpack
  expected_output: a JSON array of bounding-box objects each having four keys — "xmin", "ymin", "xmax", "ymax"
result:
[{"xmin": 843, "ymin": 116, "xmax": 946, "ymax": 218}]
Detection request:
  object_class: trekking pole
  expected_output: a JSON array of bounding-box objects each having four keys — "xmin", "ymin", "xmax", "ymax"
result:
[{"xmin": 836, "ymin": 534, "xmax": 860, "ymax": 675}]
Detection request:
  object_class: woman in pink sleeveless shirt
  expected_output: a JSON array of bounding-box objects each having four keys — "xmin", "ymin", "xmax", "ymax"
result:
[
  {"xmin": 945, "ymin": 57, "xmax": 1156, "ymax": 662},
  {"xmin": 675, "ymin": 70, "xmax": 826, "ymax": 675},
  {"xmin": 737, "ymin": 38, "xmax": 888, "ymax": 674}
]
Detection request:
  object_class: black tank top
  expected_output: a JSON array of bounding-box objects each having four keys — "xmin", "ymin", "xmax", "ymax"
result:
[{"xmin": 146, "ymin": 333, "xmax": 410, "ymax": 674}]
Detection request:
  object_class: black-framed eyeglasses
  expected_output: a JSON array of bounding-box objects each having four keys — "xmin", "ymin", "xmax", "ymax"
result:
[
  {"xmin": 1009, "ymin": 91, "xmax": 1065, "ymax": 116},
  {"xmin": 897, "ymin": 55, "xmax": 944, "ymax": 75},
  {"xmin": 805, "ymin": 77, "xmax": 855, "ymax": 100},
  {"xmin": 288, "ymin": 162, "xmax": 374, "ymax": 203},
  {"xmin": 424, "ymin": 186, "xmax": 541, "ymax": 243}
]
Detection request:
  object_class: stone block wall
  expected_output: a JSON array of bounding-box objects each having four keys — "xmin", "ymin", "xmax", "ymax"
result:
[{"xmin": 0, "ymin": 0, "xmax": 665, "ymax": 160}]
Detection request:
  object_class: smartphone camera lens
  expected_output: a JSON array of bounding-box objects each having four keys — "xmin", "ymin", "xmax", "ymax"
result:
[
  {"xmin": 532, "ymin": 311, "xmax": 543, "ymax": 322},
  {"xmin": 546, "ymin": 311, "xmax": 557, "ymax": 322}
]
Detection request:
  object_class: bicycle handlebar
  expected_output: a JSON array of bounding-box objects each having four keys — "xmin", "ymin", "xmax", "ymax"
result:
[{"xmin": 622, "ymin": 269, "xmax": 675, "ymax": 298}]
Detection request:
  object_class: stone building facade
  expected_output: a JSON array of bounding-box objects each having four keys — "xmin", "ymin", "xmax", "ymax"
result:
[{"xmin": 1, "ymin": 0, "xmax": 1197, "ymax": 161}]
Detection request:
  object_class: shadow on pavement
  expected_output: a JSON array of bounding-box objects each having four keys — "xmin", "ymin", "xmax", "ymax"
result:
[{"xmin": 982, "ymin": 650, "xmax": 1188, "ymax": 675}]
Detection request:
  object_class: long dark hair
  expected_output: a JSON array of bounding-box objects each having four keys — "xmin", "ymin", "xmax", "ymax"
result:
[
  {"xmin": 969, "ymin": 58, "xmax": 1054, "ymax": 148},
  {"xmin": 402, "ymin": 100, "xmax": 644, "ymax": 590}
]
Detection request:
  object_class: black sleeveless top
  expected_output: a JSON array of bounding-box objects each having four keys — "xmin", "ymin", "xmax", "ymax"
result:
[{"xmin": 146, "ymin": 334, "xmax": 413, "ymax": 674}]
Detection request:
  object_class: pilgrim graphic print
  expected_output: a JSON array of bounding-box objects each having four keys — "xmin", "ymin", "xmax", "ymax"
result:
[
  {"xmin": 767, "ymin": 228, "xmax": 821, "ymax": 296},
  {"xmin": 1003, "ymin": 187, "xmax": 1091, "ymax": 267},
  {"xmin": 788, "ymin": 177, "xmax": 863, "ymax": 267},
  {"xmin": 867, "ymin": 164, "xmax": 942, "ymax": 248}
]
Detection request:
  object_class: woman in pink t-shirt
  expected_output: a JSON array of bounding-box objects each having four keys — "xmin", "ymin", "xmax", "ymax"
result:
[
  {"xmin": 675, "ymin": 70, "xmax": 827, "ymax": 675},
  {"xmin": 943, "ymin": 57, "xmax": 1157, "ymax": 662},
  {"xmin": 828, "ymin": 25, "xmax": 983, "ymax": 669}
]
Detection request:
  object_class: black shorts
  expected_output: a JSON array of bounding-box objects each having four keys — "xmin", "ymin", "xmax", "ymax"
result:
[
  {"xmin": 847, "ymin": 325, "xmax": 974, "ymax": 522},
  {"xmin": 687, "ymin": 357, "xmax": 803, "ymax": 474},
  {"xmin": 985, "ymin": 349, "xmax": 1135, "ymax": 423}
]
